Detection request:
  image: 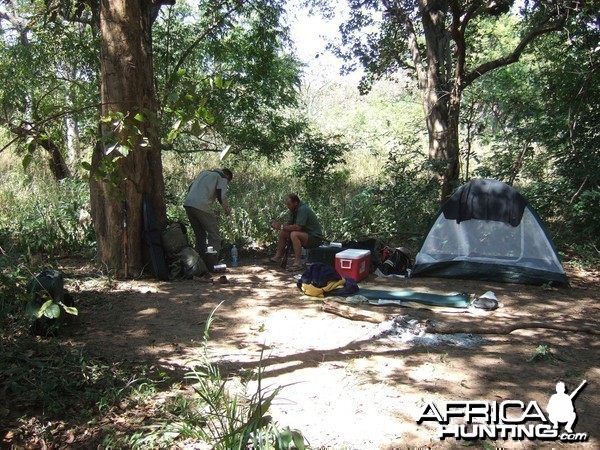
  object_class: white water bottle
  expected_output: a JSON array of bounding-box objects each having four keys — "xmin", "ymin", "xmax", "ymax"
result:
[
  {"xmin": 231, "ymin": 244, "xmax": 238, "ymax": 267},
  {"xmin": 301, "ymin": 248, "xmax": 308, "ymax": 265}
]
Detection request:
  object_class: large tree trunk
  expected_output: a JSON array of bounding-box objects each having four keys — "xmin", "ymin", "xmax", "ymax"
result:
[
  {"xmin": 90, "ymin": 0, "xmax": 166, "ymax": 278},
  {"xmin": 419, "ymin": 0, "xmax": 460, "ymax": 202}
]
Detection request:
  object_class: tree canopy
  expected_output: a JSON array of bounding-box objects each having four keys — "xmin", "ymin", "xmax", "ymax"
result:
[{"xmin": 331, "ymin": 0, "xmax": 594, "ymax": 199}]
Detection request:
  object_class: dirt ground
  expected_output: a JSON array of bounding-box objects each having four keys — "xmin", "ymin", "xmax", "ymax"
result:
[{"xmin": 60, "ymin": 256, "xmax": 599, "ymax": 449}]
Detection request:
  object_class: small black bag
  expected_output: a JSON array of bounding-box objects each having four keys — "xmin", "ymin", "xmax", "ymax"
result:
[
  {"xmin": 379, "ymin": 247, "xmax": 412, "ymax": 276},
  {"xmin": 26, "ymin": 269, "xmax": 76, "ymax": 336}
]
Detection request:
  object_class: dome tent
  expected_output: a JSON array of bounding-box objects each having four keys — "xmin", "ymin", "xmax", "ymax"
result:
[{"xmin": 412, "ymin": 179, "xmax": 568, "ymax": 286}]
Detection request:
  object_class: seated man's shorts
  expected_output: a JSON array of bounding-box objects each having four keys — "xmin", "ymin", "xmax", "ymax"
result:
[{"xmin": 306, "ymin": 235, "xmax": 323, "ymax": 249}]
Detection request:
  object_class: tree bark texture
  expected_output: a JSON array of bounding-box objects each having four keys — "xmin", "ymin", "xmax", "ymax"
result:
[
  {"xmin": 91, "ymin": 0, "xmax": 166, "ymax": 278},
  {"xmin": 40, "ymin": 137, "xmax": 71, "ymax": 181},
  {"xmin": 419, "ymin": 0, "xmax": 460, "ymax": 202},
  {"xmin": 389, "ymin": 0, "xmax": 460, "ymax": 203}
]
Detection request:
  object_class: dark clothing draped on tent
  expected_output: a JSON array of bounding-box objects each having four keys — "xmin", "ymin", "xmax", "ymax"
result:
[
  {"xmin": 412, "ymin": 179, "xmax": 568, "ymax": 286},
  {"xmin": 442, "ymin": 179, "xmax": 528, "ymax": 227}
]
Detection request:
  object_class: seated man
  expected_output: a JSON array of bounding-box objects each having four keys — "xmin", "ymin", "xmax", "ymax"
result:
[{"xmin": 267, "ymin": 194, "xmax": 323, "ymax": 271}]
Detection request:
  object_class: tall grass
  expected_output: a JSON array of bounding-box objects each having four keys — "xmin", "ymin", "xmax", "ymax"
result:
[
  {"xmin": 0, "ymin": 145, "xmax": 437, "ymax": 260},
  {"xmin": 0, "ymin": 170, "xmax": 94, "ymax": 258},
  {"xmin": 181, "ymin": 150, "xmax": 436, "ymax": 252}
]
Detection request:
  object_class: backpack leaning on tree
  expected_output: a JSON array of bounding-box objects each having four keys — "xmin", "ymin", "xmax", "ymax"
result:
[{"xmin": 161, "ymin": 222, "xmax": 208, "ymax": 280}]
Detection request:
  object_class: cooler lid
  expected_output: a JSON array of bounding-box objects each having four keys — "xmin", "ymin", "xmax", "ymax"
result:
[{"xmin": 335, "ymin": 249, "xmax": 370, "ymax": 259}]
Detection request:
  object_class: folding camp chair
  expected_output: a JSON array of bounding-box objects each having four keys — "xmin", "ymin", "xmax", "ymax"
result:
[
  {"xmin": 280, "ymin": 237, "xmax": 292, "ymax": 269},
  {"xmin": 279, "ymin": 208, "xmax": 297, "ymax": 269}
]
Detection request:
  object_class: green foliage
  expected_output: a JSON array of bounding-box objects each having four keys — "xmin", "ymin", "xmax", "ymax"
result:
[
  {"xmin": 154, "ymin": 0, "xmax": 307, "ymax": 157},
  {"xmin": 0, "ymin": 253, "xmax": 30, "ymax": 323},
  {"xmin": 465, "ymin": 10, "xmax": 599, "ymax": 247},
  {"xmin": 290, "ymin": 132, "xmax": 349, "ymax": 198},
  {"xmin": 0, "ymin": 173, "xmax": 94, "ymax": 256},
  {"xmin": 162, "ymin": 73, "xmax": 231, "ymax": 144},
  {"xmin": 0, "ymin": 0, "xmax": 99, "ymax": 170},
  {"xmin": 1, "ymin": 0, "xmax": 308, "ymax": 183},
  {"xmin": 527, "ymin": 344, "xmax": 558, "ymax": 364},
  {"xmin": 0, "ymin": 254, "xmax": 77, "ymax": 344},
  {"xmin": 303, "ymin": 142, "xmax": 438, "ymax": 246}
]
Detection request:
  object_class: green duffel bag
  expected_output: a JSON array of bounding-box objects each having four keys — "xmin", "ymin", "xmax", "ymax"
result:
[{"xmin": 161, "ymin": 222, "xmax": 189, "ymax": 258}]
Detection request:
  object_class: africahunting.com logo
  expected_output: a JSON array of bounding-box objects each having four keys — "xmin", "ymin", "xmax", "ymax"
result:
[{"xmin": 417, "ymin": 380, "xmax": 588, "ymax": 442}]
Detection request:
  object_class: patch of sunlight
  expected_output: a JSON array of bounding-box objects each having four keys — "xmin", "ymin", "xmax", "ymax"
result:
[{"xmin": 137, "ymin": 308, "xmax": 160, "ymax": 315}]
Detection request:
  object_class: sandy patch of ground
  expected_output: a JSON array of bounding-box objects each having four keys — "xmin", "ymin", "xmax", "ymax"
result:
[{"xmin": 63, "ymin": 256, "xmax": 600, "ymax": 449}]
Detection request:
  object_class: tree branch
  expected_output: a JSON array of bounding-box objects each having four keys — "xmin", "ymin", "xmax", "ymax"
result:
[
  {"xmin": 0, "ymin": 103, "xmax": 101, "ymax": 152},
  {"xmin": 163, "ymin": 1, "xmax": 245, "ymax": 101},
  {"xmin": 459, "ymin": 0, "xmax": 483, "ymax": 35},
  {"xmin": 382, "ymin": 0, "xmax": 427, "ymax": 90},
  {"xmin": 0, "ymin": 135, "xmax": 21, "ymax": 154},
  {"xmin": 426, "ymin": 321, "xmax": 600, "ymax": 336},
  {"xmin": 569, "ymin": 175, "xmax": 588, "ymax": 205},
  {"xmin": 463, "ymin": 15, "xmax": 567, "ymax": 87}
]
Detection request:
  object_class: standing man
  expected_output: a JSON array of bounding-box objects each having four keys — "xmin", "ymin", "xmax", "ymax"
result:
[
  {"xmin": 184, "ymin": 168, "xmax": 233, "ymax": 256},
  {"xmin": 267, "ymin": 193, "xmax": 323, "ymax": 271}
]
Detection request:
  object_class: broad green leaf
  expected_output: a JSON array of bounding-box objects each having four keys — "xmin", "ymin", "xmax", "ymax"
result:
[
  {"xmin": 291, "ymin": 429, "xmax": 306, "ymax": 449},
  {"xmin": 25, "ymin": 302, "xmax": 40, "ymax": 319},
  {"xmin": 276, "ymin": 427, "xmax": 293, "ymax": 448},
  {"xmin": 37, "ymin": 299, "xmax": 54, "ymax": 318},
  {"xmin": 133, "ymin": 113, "xmax": 144, "ymax": 122},
  {"xmin": 191, "ymin": 121, "xmax": 203, "ymax": 136},
  {"xmin": 59, "ymin": 302, "xmax": 78, "ymax": 316},
  {"xmin": 44, "ymin": 303, "xmax": 61, "ymax": 319},
  {"xmin": 202, "ymin": 110, "xmax": 215, "ymax": 124},
  {"xmin": 167, "ymin": 130, "xmax": 178, "ymax": 142},
  {"xmin": 22, "ymin": 153, "xmax": 33, "ymax": 170}
]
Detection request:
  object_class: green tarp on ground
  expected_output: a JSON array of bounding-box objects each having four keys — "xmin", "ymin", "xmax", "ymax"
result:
[{"xmin": 359, "ymin": 289, "xmax": 470, "ymax": 308}]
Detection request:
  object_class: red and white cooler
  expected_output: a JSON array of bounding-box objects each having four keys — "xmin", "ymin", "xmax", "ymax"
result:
[{"xmin": 335, "ymin": 249, "xmax": 371, "ymax": 282}]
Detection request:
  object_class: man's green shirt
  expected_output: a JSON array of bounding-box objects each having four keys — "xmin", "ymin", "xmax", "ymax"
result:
[{"xmin": 288, "ymin": 202, "xmax": 323, "ymax": 240}]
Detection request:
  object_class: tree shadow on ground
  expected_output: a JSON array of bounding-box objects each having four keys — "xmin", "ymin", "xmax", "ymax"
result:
[{"xmin": 24, "ymin": 257, "xmax": 600, "ymax": 448}]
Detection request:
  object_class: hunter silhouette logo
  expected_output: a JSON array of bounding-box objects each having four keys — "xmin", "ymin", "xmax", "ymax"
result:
[
  {"xmin": 417, "ymin": 379, "xmax": 589, "ymax": 442},
  {"xmin": 547, "ymin": 380, "xmax": 586, "ymax": 434}
]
